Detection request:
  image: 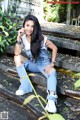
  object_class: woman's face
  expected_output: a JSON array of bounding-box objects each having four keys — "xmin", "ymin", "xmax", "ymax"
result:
[{"xmin": 24, "ymin": 20, "xmax": 34, "ymax": 36}]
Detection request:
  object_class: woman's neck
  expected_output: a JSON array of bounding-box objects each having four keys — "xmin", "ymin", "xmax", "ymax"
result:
[{"xmin": 26, "ymin": 35, "xmax": 31, "ymax": 43}]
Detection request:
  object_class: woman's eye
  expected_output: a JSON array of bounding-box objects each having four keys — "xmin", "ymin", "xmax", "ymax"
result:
[
  {"xmin": 26, "ymin": 24, "xmax": 29, "ymax": 27},
  {"xmin": 32, "ymin": 25, "xmax": 34, "ymax": 28}
]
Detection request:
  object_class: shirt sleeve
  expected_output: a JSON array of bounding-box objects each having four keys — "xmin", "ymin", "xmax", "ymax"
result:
[{"xmin": 44, "ymin": 36, "xmax": 47, "ymax": 45}]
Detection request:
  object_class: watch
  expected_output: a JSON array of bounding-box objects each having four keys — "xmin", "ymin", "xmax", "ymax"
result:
[
  {"xmin": 16, "ymin": 41, "xmax": 21, "ymax": 45},
  {"xmin": 52, "ymin": 61, "xmax": 56, "ymax": 64}
]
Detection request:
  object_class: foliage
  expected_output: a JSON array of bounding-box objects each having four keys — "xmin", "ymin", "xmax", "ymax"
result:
[
  {"xmin": 23, "ymin": 73, "xmax": 65, "ymax": 120},
  {"xmin": 0, "ymin": 7, "xmax": 18, "ymax": 52},
  {"xmin": 74, "ymin": 78, "xmax": 80, "ymax": 90},
  {"xmin": 48, "ymin": 4, "xmax": 60, "ymax": 22},
  {"xmin": 8, "ymin": 0, "xmax": 21, "ymax": 16},
  {"xmin": 74, "ymin": 72, "xmax": 80, "ymax": 78},
  {"xmin": 74, "ymin": 72, "xmax": 80, "ymax": 90},
  {"xmin": 56, "ymin": 68, "xmax": 80, "ymax": 79},
  {"xmin": 43, "ymin": 0, "xmax": 80, "ymax": 23},
  {"xmin": 43, "ymin": 1, "xmax": 67, "ymax": 23},
  {"xmin": 0, "ymin": 0, "xmax": 22, "ymax": 53},
  {"xmin": 56, "ymin": 68, "xmax": 80, "ymax": 90}
]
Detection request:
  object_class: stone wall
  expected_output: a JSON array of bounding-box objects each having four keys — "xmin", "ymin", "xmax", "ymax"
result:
[
  {"xmin": 0, "ymin": 0, "xmax": 44, "ymax": 22},
  {"xmin": 16, "ymin": 0, "xmax": 44, "ymax": 22},
  {"xmin": 0, "ymin": 0, "xmax": 9, "ymax": 13}
]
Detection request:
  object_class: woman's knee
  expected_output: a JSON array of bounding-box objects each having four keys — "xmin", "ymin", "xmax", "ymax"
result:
[
  {"xmin": 14, "ymin": 55, "xmax": 22, "ymax": 67},
  {"xmin": 14, "ymin": 55, "xmax": 28, "ymax": 67},
  {"xmin": 45, "ymin": 68, "xmax": 55, "ymax": 74}
]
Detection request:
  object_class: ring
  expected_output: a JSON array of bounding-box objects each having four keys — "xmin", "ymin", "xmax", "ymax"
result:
[{"xmin": 18, "ymin": 31, "xmax": 22, "ymax": 34}]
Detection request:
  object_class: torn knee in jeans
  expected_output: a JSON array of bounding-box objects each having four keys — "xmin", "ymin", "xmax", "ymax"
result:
[
  {"xmin": 14, "ymin": 55, "xmax": 27, "ymax": 67},
  {"xmin": 44, "ymin": 67, "xmax": 55, "ymax": 75},
  {"xmin": 47, "ymin": 90, "xmax": 56, "ymax": 95}
]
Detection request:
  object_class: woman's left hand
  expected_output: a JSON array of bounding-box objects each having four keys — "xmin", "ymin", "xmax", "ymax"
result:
[{"xmin": 44, "ymin": 63, "xmax": 54, "ymax": 74}]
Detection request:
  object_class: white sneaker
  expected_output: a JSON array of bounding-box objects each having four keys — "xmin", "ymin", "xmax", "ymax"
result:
[
  {"xmin": 45, "ymin": 100, "xmax": 57, "ymax": 113},
  {"xmin": 15, "ymin": 89, "xmax": 25, "ymax": 96}
]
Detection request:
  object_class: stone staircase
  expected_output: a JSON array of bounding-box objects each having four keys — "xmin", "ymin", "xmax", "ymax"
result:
[{"xmin": 0, "ymin": 23, "xmax": 80, "ymax": 120}]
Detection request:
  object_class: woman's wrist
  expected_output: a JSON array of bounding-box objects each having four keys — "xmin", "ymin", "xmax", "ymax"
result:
[
  {"xmin": 16, "ymin": 41, "xmax": 21, "ymax": 45},
  {"xmin": 52, "ymin": 61, "xmax": 56, "ymax": 64},
  {"xmin": 16, "ymin": 36, "xmax": 22, "ymax": 45},
  {"xmin": 17, "ymin": 35, "xmax": 22, "ymax": 41},
  {"xmin": 50, "ymin": 61, "xmax": 56, "ymax": 67},
  {"xmin": 50, "ymin": 62, "xmax": 54, "ymax": 67}
]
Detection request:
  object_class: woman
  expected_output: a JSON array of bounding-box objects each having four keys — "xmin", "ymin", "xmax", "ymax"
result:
[{"xmin": 14, "ymin": 14, "xmax": 58, "ymax": 113}]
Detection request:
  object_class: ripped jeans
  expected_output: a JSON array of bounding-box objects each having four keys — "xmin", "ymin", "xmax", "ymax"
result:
[
  {"xmin": 23, "ymin": 59, "xmax": 57, "ymax": 102},
  {"xmin": 17, "ymin": 49, "xmax": 57, "ymax": 102}
]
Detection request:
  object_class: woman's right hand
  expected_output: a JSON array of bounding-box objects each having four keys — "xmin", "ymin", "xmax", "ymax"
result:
[{"xmin": 17, "ymin": 28, "xmax": 25, "ymax": 41}]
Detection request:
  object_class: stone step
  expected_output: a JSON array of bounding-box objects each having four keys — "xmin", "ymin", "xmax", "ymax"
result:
[
  {"xmin": 6, "ymin": 46, "xmax": 80, "ymax": 72},
  {"xmin": 55, "ymin": 53, "xmax": 80, "ymax": 72},
  {"xmin": 45, "ymin": 35, "xmax": 80, "ymax": 51},
  {"xmin": 0, "ymin": 55, "xmax": 80, "ymax": 98},
  {"xmin": 0, "ymin": 70, "xmax": 43, "ymax": 117},
  {"xmin": 42, "ymin": 23, "xmax": 80, "ymax": 53},
  {"xmin": 41, "ymin": 22, "xmax": 80, "ymax": 39},
  {"xmin": 0, "ymin": 96, "xmax": 37, "ymax": 120},
  {"xmin": 0, "ymin": 70, "xmax": 80, "ymax": 120}
]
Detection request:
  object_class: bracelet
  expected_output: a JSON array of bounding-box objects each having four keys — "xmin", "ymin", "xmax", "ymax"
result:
[
  {"xmin": 52, "ymin": 61, "xmax": 56, "ymax": 64},
  {"xmin": 16, "ymin": 41, "xmax": 21, "ymax": 45},
  {"xmin": 50, "ymin": 63, "xmax": 54, "ymax": 67}
]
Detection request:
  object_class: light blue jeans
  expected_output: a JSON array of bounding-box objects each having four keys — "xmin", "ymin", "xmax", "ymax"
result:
[
  {"xmin": 16, "ymin": 49, "xmax": 57, "ymax": 102},
  {"xmin": 24, "ymin": 60, "xmax": 57, "ymax": 93}
]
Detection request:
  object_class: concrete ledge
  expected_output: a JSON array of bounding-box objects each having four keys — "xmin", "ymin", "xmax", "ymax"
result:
[
  {"xmin": 6, "ymin": 46, "xmax": 80, "ymax": 72},
  {"xmin": 0, "ymin": 61, "xmax": 80, "ymax": 98},
  {"xmin": 41, "ymin": 22, "xmax": 80, "ymax": 39},
  {"xmin": 46, "ymin": 35, "xmax": 80, "ymax": 51}
]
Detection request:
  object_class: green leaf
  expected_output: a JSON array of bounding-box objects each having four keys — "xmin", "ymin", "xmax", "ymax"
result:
[
  {"xmin": 23, "ymin": 95, "xmax": 36, "ymax": 105},
  {"xmin": 3, "ymin": 31, "xmax": 9, "ymax": 36},
  {"xmin": 0, "ymin": 36, "xmax": 2, "ymax": 42},
  {"xmin": 38, "ymin": 95, "xmax": 47, "ymax": 104},
  {"xmin": 38, "ymin": 115, "xmax": 47, "ymax": 120},
  {"xmin": 28, "ymin": 73, "xmax": 36, "ymax": 76},
  {"xmin": 13, "ymin": 23, "xmax": 17, "ymax": 27},
  {"xmin": 9, "ymin": 26, "xmax": 13, "ymax": 29},
  {"xmin": 0, "ymin": 22, "xmax": 2, "ymax": 25},
  {"xmin": 74, "ymin": 79, "xmax": 80, "ymax": 90},
  {"xmin": 34, "ymin": 103, "xmax": 40, "ymax": 107},
  {"xmin": 74, "ymin": 73, "xmax": 80, "ymax": 78},
  {"xmin": 0, "ymin": 26, "xmax": 4, "ymax": 31},
  {"xmin": 48, "ymin": 113, "xmax": 65, "ymax": 120}
]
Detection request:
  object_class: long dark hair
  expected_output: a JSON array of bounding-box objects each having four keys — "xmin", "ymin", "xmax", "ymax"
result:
[{"xmin": 23, "ymin": 14, "xmax": 43, "ymax": 59}]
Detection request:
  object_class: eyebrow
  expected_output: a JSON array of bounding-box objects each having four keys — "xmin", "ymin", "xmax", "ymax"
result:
[{"xmin": 26, "ymin": 23, "xmax": 34, "ymax": 26}]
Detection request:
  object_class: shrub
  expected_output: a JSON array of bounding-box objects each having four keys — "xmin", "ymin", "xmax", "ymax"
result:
[{"xmin": 0, "ymin": 7, "xmax": 18, "ymax": 53}]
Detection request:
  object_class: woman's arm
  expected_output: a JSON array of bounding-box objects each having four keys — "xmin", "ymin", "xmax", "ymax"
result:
[
  {"xmin": 14, "ymin": 28, "xmax": 25, "ymax": 56},
  {"xmin": 46, "ymin": 39, "xmax": 58, "ymax": 66},
  {"xmin": 14, "ymin": 43, "xmax": 22, "ymax": 55}
]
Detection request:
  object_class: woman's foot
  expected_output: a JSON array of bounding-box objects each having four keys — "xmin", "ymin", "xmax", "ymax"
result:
[
  {"xmin": 15, "ymin": 87, "xmax": 33, "ymax": 96},
  {"xmin": 45, "ymin": 99, "xmax": 57, "ymax": 113},
  {"xmin": 15, "ymin": 89, "xmax": 26, "ymax": 95}
]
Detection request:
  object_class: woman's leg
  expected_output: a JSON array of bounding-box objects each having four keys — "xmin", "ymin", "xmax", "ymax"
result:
[
  {"xmin": 46, "ymin": 69, "xmax": 57, "ymax": 113},
  {"xmin": 14, "ymin": 54, "xmax": 27, "ymax": 67},
  {"xmin": 38, "ymin": 66, "xmax": 57, "ymax": 94},
  {"xmin": 14, "ymin": 55, "xmax": 32, "ymax": 95},
  {"xmin": 47, "ymin": 69, "xmax": 57, "ymax": 95},
  {"xmin": 14, "ymin": 55, "xmax": 40, "ymax": 95},
  {"xmin": 38, "ymin": 66, "xmax": 57, "ymax": 113}
]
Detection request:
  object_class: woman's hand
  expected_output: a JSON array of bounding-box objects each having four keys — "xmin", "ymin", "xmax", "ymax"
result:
[
  {"xmin": 14, "ymin": 28, "xmax": 25, "ymax": 55},
  {"xmin": 44, "ymin": 63, "xmax": 55, "ymax": 74},
  {"xmin": 17, "ymin": 28, "xmax": 25, "ymax": 41}
]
